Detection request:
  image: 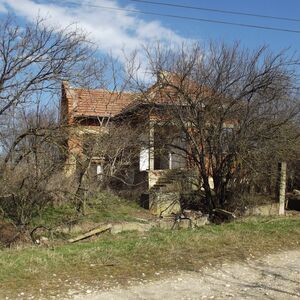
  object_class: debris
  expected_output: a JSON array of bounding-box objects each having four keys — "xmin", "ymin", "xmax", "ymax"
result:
[
  {"xmin": 30, "ymin": 225, "xmax": 52, "ymax": 244},
  {"xmin": 212, "ymin": 209, "xmax": 235, "ymax": 223},
  {"xmin": 159, "ymin": 210, "xmax": 209, "ymax": 229},
  {"xmin": 37, "ymin": 236, "xmax": 50, "ymax": 246},
  {"xmin": 68, "ymin": 224, "xmax": 112, "ymax": 243},
  {"xmin": 182, "ymin": 209, "xmax": 203, "ymax": 219}
]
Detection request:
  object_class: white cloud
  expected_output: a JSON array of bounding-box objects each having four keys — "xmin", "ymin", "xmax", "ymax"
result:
[
  {"xmin": 0, "ymin": 3, "xmax": 6, "ymax": 13},
  {"xmin": 0, "ymin": 0, "xmax": 191, "ymax": 67}
]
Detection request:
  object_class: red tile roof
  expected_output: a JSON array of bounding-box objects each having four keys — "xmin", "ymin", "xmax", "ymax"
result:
[
  {"xmin": 62, "ymin": 81, "xmax": 136, "ymax": 120},
  {"xmin": 61, "ymin": 73, "xmax": 213, "ymax": 122},
  {"xmin": 73, "ymin": 88, "xmax": 135, "ymax": 117}
]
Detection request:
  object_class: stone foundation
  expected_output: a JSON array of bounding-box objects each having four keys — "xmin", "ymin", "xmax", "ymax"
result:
[
  {"xmin": 244, "ymin": 203, "xmax": 280, "ymax": 216},
  {"xmin": 149, "ymin": 192, "xmax": 181, "ymax": 216}
]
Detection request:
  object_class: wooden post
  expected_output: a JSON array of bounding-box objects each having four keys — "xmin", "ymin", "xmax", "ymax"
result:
[{"xmin": 278, "ymin": 161, "xmax": 287, "ymax": 215}]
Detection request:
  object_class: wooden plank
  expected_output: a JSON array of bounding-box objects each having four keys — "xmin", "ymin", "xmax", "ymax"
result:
[{"xmin": 68, "ymin": 224, "xmax": 112, "ymax": 243}]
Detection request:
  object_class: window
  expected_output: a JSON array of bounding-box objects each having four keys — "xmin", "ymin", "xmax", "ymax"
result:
[{"xmin": 139, "ymin": 146, "xmax": 149, "ymax": 171}]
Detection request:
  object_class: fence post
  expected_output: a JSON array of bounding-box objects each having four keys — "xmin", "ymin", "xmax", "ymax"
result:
[{"xmin": 279, "ymin": 161, "xmax": 287, "ymax": 215}]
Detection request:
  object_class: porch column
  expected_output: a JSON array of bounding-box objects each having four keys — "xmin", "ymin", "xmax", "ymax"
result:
[{"xmin": 149, "ymin": 121, "xmax": 155, "ymax": 170}]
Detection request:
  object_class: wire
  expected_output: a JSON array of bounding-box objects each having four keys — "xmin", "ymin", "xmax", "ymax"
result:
[
  {"xmin": 66, "ymin": 2, "xmax": 300, "ymax": 34},
  {"xmin": 127, "ymin": 0, "xmax": 300, "ymax": 23}
]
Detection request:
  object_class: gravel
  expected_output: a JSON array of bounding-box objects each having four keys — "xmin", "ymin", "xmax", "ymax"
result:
[{"xmin": 71, "ymin": 250, "xmax": 300, "ymax": 300}]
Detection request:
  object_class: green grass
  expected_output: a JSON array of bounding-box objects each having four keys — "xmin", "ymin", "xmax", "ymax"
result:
[
  {"xmin": 31, "ymin": 192, "xmax": 151, "ymax": 229},
  {"xmin": 1, "ymin": 217, "xmax": 299, "ymax": 299}
]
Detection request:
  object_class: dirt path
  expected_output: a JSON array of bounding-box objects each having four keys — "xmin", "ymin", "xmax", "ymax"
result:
[{"xmin": 70, "ymin": 250, "xmax": 300, "ymax": 300}]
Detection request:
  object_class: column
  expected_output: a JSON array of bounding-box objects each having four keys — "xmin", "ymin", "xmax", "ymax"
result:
[{"xmin": 149, "ymin": 121, "xmax": 155, "ymax": 171}]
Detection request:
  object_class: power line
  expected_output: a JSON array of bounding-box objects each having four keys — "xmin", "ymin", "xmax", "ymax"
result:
[
  {"xmin": 127, "ymin": 0, "xmax": 300, "ymax": 23},
  {"xmin": 67, "ymin": 2, "xmax": 300, "ymax": 34}
]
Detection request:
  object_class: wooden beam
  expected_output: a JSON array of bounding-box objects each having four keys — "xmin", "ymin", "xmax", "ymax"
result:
[{"xmin": 68, "ymin": 224, "xmax": 112, "ymax": 243}]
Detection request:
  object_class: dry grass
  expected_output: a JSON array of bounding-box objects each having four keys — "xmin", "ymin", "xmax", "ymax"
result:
[
  {"xmin": 0, "ymin": 216, "xmax": 299, "ymax": 299},
  {"xmin": 31, "ymin": 192, "xmax": 152, "ymax": 229}
]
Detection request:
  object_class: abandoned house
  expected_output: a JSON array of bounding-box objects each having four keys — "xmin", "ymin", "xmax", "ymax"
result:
[{"xmin": 60, "ymin": 73, "xmax": 222, "ymax": 215}]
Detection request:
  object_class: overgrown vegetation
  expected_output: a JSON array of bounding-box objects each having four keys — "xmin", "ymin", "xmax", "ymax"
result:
[
  {"xmin": 129, "ymin": 42, "xmax": 300, "ymax": 210},
  {"xmin": 0, "ymin": 217, "xmax": 299, "ymax": 299},
  {"xmin": 0, "ymin": 15, "xmax": 299, "ymax": 254},
  {"xmin": 31, "ymin": 192, "xmax": 151, "ymax": 228},
  {"xmin": 0, "ymin": 192, "xmax": 151, "ymax": 247}
]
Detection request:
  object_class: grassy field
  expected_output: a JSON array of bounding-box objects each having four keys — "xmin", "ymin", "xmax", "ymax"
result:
[
  {"xmin": 0, "ymin": 216, "xmax": 299, "ymax": 299},
  {"xmin": 31, "ymin": 192, "xmax": 152, "ymax": 229}
]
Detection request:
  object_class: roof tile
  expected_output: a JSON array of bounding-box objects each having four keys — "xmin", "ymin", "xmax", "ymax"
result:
[{"xmin": 69, "ymin": 88, "xmax": 135, "ymax": 117}]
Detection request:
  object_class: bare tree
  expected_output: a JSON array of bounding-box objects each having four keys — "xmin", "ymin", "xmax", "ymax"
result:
[
  {"xmin": 0, "ymin": 15, "xmax": 106, "ymax": 226},
  {"xmin": 0, "ymin": 16, "xmax": 103, "ymax": 116},
  {"xmin": 128, "ymin": 42, "xmax": 300, "ymax": 211},
  {"xmin": 0, "ymin": 14, "xmax": 107, "ymax": 161},
  {"xmin": 0, "ymin": 109, "xmax": 67, "ymax": 225},
  {"xmin": 71, "ymin": 120, "xmax": 147, "ymax": 213}
]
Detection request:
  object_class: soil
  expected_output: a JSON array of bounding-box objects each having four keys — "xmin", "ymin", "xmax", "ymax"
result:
[{"xmin": 71, "ymin": 249, "xmax": 300, "ymax": 300}]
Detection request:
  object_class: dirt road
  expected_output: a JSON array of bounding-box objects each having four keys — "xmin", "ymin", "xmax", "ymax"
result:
[{"xmin": 71, "ymin": 250, "xmax": 300, "ymax": 300}]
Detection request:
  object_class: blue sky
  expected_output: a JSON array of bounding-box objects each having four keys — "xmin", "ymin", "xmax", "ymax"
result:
[
  {"xmin": 124, "ymin": 0, "xmax": 300, "ymax": 53},
  {"xmin": 0, "ymin": 0, "xmax": 299, "ymax": 64}
]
